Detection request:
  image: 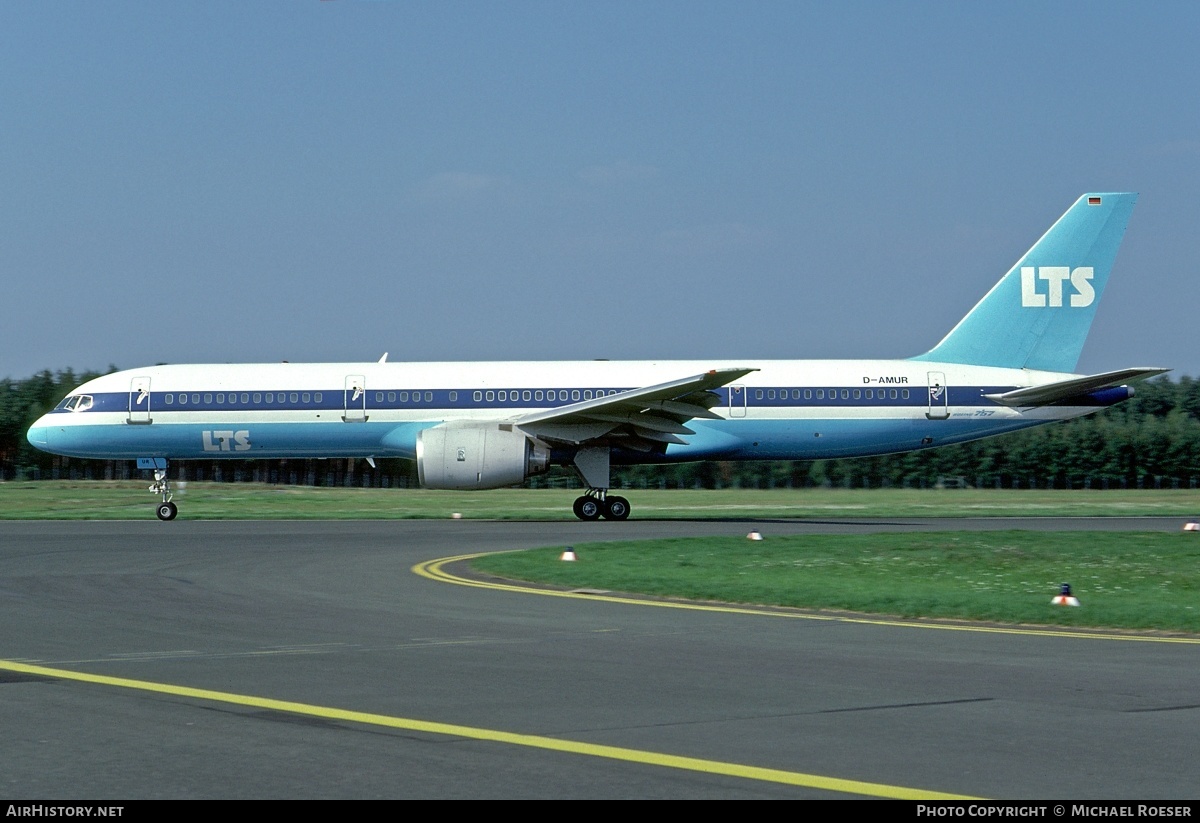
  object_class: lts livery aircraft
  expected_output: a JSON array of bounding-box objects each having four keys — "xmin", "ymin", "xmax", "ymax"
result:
[{"xmin": 28, "ymin": 193, "xmax": 1166, "ymax": 520}]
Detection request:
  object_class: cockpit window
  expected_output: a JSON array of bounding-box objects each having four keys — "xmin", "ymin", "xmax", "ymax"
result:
[{"xmin": 59, "ymin": 395, "xmax": 94, "ymax": 412}]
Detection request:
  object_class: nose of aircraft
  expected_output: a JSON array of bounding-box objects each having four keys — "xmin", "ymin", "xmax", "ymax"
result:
[{"xmin": 26, "ymin": 416, "xmax": 52, "ymax": 449}]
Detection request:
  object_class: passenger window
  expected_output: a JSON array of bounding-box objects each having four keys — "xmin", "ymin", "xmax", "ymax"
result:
[
  {"xmin": 534, "ymin": 390, "xmax": 543, "ymax": 401},
  {"xmin": 571, "ymin": 390, "xmax": 580, "ymax": 401},
  {"xmin": 290, "ymin": 393, "xmax": 298, "ymax": 403},
  {"xmin": 840, "ymin": 390, "xmax": 849, "ymax": 400},
  {"xmin": 522, "ymin": 390, "xmax": 531, "ymax": 401},
  {"xmin": 473, "ymin": 391, "xmax": 482, "ymax": 402},
  {"xmin": 302, "ymin": 393, "xmax": 310, "ymax": 403},
  {"xmin": 375, "ymin": 392, "xmax": 383, "ymax": 403},
  {"xmin": 216, "ymin": 394, "xmax": 225, "ymax": 403},
  {"xmin": 241, "ymin": 393, "xmax": 249, "ymax": 403},
  {"xmin": 165, "ymin": 394, "xmax": 174, "ymax": 405},
  {"xmin": 179, "ymin": 394, "xmax": 188, "ymax": 406},
  {"xmin": 485, "ymin": 391, "xmax": 494, "ymax": 402},
  {"xmin": 400, "ymin": 392, "xmax": 409, "ymax": 402},
  {"xmin": 816, "ymin": 390, "xmax": 824, "ymax": 399},
  {"xmin": 204, "ymin": 394, "xmax": 213, "ymax": 404},
  {"xmin": 755, "ymin": 390, "xmax": 763, "ymax": 400},
  {"xmin": 804, "ymin": 390, "xmax": 811, "ymax": 400},
  {"xmin": 902, "ymin": 389, "xmax": 910, "ymax": 399},
  {"xmin": 449, "ymin": 391, "xmax": 457, "ymax": 402},
  {"xmin": 499, "ymin": 391, "xmax": 507, "ymax": 401},
  {"xmin": 424, "ymin": 392, "xmax": 432, "ymax": 402},
  {"xmin": 853, "ymin": 390, "xmax": 861, "ymax": 400},
  {"xmin": 584, "ymin": 390, "xmax": 592, "ymax": 400},
  {"xmin": 253, "ymin": 393, "xmax": 261, "ymax": 403}
]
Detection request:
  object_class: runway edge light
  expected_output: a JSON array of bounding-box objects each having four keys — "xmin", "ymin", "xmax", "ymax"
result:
[
  {"xmin": 561, "ymin": 547, "xmax": 577, "ymax": 561},
  {"xmin": 1183, "ymin": 521, "xmax": 1199, "ymax": 532},
  {"xmin": 747, "ymin": 529, "xmax": 763, "ymax": 541},
  {"xmin": 1052, "ymin": 582, "xmax": 1080, "ymax": 607}
]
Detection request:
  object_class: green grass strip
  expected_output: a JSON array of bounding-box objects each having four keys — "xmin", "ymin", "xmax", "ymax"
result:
[
  {"xmin": 2, "ymin": 481, "xmax": 1199, "ymax": 519},
  {"xmin": 472, "ymin": 531, "xmax": 1200, "ymax": 633}
]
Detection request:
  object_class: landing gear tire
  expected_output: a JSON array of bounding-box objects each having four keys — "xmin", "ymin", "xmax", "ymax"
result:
[
  {"xmin": 156, "ymin": 501, "xmax": 178, "ymax": 521},
  {"xmin": 573, "ymin": 496, "xmax": 602, "ymax": 521},
  {"xmin": 602, "ymin": 496, "xmax": 630, "ymax": 521}
]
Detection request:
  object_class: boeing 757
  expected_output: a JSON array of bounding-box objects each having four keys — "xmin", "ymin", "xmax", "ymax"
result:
[{"xmin": 27, "ymin": 193, "xmax": 1167, "ymax": 520}]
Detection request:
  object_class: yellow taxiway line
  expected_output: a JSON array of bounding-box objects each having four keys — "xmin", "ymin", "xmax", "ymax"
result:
[
  {"xmin": 414, "ymin": 552, "xmax": 1200, "ymax": 645},
  {"xmin": 0, "ymin": 657, "xmax": 974, "ymax": 799}
]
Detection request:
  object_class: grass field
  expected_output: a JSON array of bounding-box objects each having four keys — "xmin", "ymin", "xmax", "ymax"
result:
[
  {"xmin": 1, "ymin": 480, "xmax": 1198, "ymax": 520},
  {"xmin": 472, "ymin": 531, "xmax": 1200, "ymax": 633}
]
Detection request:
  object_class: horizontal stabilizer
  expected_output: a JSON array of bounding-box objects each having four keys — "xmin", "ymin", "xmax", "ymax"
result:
[{"xmin": 983, "ymin": 367, "xmax": 1169, "ymax": 407}]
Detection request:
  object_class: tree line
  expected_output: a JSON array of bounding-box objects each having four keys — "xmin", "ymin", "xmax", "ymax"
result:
[{"xmin": 3, "ymin": 367, "xmax": 1199, "ymax": 490}]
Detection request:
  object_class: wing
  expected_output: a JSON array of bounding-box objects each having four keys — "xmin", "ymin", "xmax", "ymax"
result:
[
  {"xmin": 513, "ymin": 367, "xmax": 756, "ymax": 451},
  {"xmin": 983, "ymin": 367, "xmax": 1169, "ymax": 407}
]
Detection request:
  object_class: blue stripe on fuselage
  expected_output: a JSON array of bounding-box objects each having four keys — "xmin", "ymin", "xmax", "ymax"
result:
[{"xmin": 49, "ymin": 384, "xmax": 1062, "ymax": 417}]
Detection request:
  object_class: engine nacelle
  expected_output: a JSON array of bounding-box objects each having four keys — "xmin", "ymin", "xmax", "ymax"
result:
[{"xmin": 417, "ymin": 423, "xmax": 551, "ymax": 490}]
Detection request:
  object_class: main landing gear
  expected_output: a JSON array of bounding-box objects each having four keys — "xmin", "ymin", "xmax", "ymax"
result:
[
  {"xmin": 569, "ymin": 447, "xmax": 629, "ymax": 521},
  {"xmin": 572, "ymin": 490, "xmax": 630, "ymax": 521}
]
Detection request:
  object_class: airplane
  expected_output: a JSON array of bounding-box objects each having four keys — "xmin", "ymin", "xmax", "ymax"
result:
[{"xmin": 27, "ymin": 192, "xmax": 1167, "ymax": 521}]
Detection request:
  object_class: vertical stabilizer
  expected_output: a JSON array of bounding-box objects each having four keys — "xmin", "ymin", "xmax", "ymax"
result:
[{"xmin": 911, "ymin": 193, "xmax": 1137, "ymax": 373}]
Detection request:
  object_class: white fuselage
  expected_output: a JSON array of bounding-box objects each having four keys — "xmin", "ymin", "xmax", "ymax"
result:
[{"xmin": 27, "ymin": 359, "xmax": 1115, "ymax": 464}]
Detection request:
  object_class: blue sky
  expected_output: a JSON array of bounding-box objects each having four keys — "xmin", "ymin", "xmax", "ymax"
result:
[{"xmin": 4, "ymin": 1, "xmax": 1198, "ymax": 380}]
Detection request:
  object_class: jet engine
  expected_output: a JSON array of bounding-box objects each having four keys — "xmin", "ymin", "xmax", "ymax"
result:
[{"xmin": 417, "ymin": 423, "xmax": 551, "ymax": 490}]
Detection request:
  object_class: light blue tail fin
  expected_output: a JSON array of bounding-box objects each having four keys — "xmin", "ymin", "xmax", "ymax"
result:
[{"xmin": 910, "ymin": 193, "xmax": 1137, "ymax": 373}]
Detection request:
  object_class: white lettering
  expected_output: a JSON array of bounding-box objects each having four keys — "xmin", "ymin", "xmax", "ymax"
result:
[
  {"xmin": 1020, "ymin": 266, "xmax": 1045, "ymax": 307},
  {"xmin": 5, "ymin": 807, "xmax": 124, "ymax": 818},
  {"xmin": 202, "ymin": 430, "xmax": 250, "ymax": 452},
  {"xmin": 1021, "ymin": 266, "xmax": 1096, "ymax": 308},
  {"xmin": 1070, "ymin": 266, "xmax": 1095, "ymax": 306},
  {"xmin": 1039, "ymin": 266, "xmax": 1071, "ymax": 307}
]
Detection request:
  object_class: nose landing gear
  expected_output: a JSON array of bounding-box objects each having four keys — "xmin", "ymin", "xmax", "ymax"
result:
[
  {"xmin": 150, "ymin": 469, "xmax": 177, "ymax": 520},
  {"xmin": 139, "ymin": 457, "xmax": 178, "ymax": 521}
]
